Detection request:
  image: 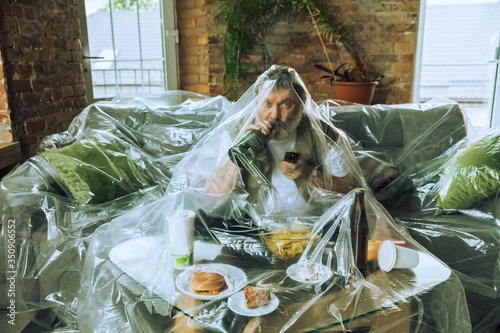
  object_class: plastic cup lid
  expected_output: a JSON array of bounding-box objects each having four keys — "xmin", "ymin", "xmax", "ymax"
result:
[
  {"xmin": 378, "ymin": 240, "xmax": 396, "ymax": 272},
  {"xmin": 173, "ymin": 210, "xmax": 196, "ymax": 219},
  {"xmin": 167, "ymin": 210, "xmax": 196, "ymax": 222}
]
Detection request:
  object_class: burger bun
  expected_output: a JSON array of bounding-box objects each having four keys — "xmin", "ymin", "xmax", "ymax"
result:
[{"xmin": 190, "ymin": 271, "xmax": 227, "ymax": 295}]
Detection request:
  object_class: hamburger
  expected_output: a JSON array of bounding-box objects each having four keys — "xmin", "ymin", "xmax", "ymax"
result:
[{"xmin": 190, "ymin": 271, "xmax": 228, "ymax": 295}]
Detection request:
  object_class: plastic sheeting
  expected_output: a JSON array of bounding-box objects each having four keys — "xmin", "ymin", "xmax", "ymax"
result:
[
  {"xmin": 167, "ymin": 65, "xmax": 368, "ymax": 219},
  {"xmin": 77, "ymin": 188, "xmax": 470, "ymax": 333},
  {"xmin": 325, "ymin": 98, "xmax": 469, "ymax": 211},
  {"xmin": 324, "ymin": 98, "xmax": 500, "ymax": 332},
  {"xmin": 0, "ymin": 65, "xmax": 488, "ymax": 332},
  {"xmin": 394, "ymin": 127, "xmax": 500, "ymax": 333},
  {"xmin": 0, "ymin": 91, "xmax": 229, "ymax": 329}
]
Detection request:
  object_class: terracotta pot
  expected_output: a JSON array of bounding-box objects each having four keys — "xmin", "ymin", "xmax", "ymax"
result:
[{"xmin": 332, "ymin": 81, "xmax": 378, "ymax": 105}]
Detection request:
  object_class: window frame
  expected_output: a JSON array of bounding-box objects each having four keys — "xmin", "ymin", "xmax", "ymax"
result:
[{"xmin": 78, "ymin": 0, "xmax": 179, "ymax": 104}]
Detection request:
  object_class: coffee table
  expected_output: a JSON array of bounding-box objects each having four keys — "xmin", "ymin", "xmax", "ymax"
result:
[{"xmin": 109, "ymin": 235, "xmax": 451, "ymax": 332}]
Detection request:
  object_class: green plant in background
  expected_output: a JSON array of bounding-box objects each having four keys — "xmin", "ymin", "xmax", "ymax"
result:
[
  {"xmin": 214, "ymin": 1, "xmax": 286, "ymax": 100},
  {"xmin": 100, "ymin": 0, "xmax": 159, "ymax": 11},
  {"xmin": 314, "ymin": 63, "xmax": 384, "ymax": 83},
  {"xmin": 214, "ymin": 0, "xmax": 374, "ymax": 100}
]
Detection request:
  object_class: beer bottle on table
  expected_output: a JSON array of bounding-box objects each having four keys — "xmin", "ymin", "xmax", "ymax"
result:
[
  {"xmin": 350, "ymin": 188, "xmax": 371, "ymax": 277},
  {"xmin": 228, "ymin": 120, "xmax": 275, "ymax": 168}
]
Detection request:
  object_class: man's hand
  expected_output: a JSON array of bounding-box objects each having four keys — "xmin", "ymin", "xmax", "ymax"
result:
[
  {"xmin": 244, "ymin": 119, "xmax": 275, "ymax": 137},
  {"xmin": 279, "ymin": 150, "xmax": 313, "ymax": 180}
]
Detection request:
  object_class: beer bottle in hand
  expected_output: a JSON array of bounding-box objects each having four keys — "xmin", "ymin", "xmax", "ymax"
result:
[
  {"xmin": 228, "ymin": 120, "xmax": 275, "ymax": 168},
  {"xmin": 350, "ymin": 188, "xmax": 371, "ymax": 277}
]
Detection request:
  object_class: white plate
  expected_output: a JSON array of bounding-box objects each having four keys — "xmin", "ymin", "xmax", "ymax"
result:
[
  {"xmin": 228, "ymin": 291, "xmax": 279, "ymax": 316},
  {"xmin": 175, "ymin": 263, "xmax": 247, "ymax": 300},
  {"xmin": 287, "ymin": 262, "xmax": 333, "ymax": 284}
]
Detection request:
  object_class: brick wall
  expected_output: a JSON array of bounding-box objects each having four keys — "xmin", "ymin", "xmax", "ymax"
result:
[
  {"xmin": 176, "ymin": 0, "xmax": 209, "ymax": 95},
  {"xmin": 177, "ymin": 0, "xmax": 419, "ymax": 104},
  {"xmin": 0, "ymin": 0, "xmax": 86, "ymax": 160},
  {"xmin": 0, "ymin": 0, "xmax": 418, "ymax": 160},
  {"xmin": 0, "ymin": 49, "xmax": 13, "ymax": 142}
]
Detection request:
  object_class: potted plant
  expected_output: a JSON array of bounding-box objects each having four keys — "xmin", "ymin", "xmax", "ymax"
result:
[
  {"xmin": 214, "ymin": 0, "xmax": 383, "ymax": 103},
  {"xmin": 312, "ymin": 29, "xmax": 383, "ymax": 105},
  {"xmin": 304, "ymin": 2, "xmax": 383, "ymax": 104},
  {"xmin": 303, "ymin": 3, "xmax": 382, "ymax": 104},
  {"xmin": 314, "ymin": 63, "xmax": 384, "ymax": 105}
]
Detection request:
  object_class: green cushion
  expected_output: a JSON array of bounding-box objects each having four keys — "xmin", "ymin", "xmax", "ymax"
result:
[
  {"xmin": 437, "ymin": 129, "xmax": 500, "ymax": 212},
  {"xmin": 41, "ymin": 131, "xmax": 156, "ymax": 205}
]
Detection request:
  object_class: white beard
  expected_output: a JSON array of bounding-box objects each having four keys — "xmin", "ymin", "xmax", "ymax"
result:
[{"xmin": 275, "ymin": 112, "xmax": 303, "ymax": 140}]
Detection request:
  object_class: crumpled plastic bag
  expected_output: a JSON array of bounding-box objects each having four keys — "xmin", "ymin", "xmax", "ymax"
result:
[{"xmin": 0, "ymin": 66, "xmax": 473, "ymax": 332}]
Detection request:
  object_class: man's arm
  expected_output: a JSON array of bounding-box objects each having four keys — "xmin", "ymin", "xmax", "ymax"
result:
[
  {"xmin": 307, "ymin": 167, "xmax": 353, "ymax": 194},
  {"xmin": 312, "ymin": 121, "xmax": 353, "ymax": 193},
  {"xmin": 208, "ymin": 120, "xmax": 274, "ymax": 195},
  {"xmin": 207, "ymin": 159, "xmax": 243, "ymax": 194},
  {"xmin": 279, "ymin": 149, "xmax": 353, "ymax": 194}
]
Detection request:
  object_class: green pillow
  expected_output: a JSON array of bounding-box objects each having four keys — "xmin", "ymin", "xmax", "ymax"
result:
[
  {"xmin": 437, "ymin": 129, "xmax": 500, "ymax": 212},
  {"xmin": 42, "ymin": 131, "xmax": 156, "ymax": 205}
]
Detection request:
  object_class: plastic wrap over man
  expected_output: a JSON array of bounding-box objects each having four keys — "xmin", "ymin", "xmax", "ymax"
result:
[{"xmin": 169, "ymin": 65, "xmax": 367, "ymax": 218}]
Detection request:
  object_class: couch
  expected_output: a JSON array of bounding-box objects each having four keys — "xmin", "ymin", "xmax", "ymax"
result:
[
  {"xmin": 0, "ymin": 92, "xmax": 229, "ymax": 328},
  {"xmin": 329, "ymin": 101, "xmax": 500, "ymax": 332},
  {"xmin": 1, "ymin": 92, "xmax": 498, "ymax": 332}
]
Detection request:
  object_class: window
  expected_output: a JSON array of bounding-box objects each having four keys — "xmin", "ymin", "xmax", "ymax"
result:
[
  {"xmin": 79, "ymin": 0, "xmax": 179, "ymax": 103},
  {"xmin": 414, "ymin": 0, "xmax": 500, "ymax": 130}
]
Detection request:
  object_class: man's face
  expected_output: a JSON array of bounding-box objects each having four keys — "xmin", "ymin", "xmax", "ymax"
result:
[{"xmin": 257, "ymin": 88, "xmax": 302, "ymax": 139}]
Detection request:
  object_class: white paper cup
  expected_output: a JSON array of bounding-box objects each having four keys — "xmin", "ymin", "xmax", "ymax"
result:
[
  {"xmin": 166, "ymin": 210, "xmax": 196, "ymax": 269},
  {"xmin": 378, "ymin": 240, "xmax": 420, "ymax": 272}
]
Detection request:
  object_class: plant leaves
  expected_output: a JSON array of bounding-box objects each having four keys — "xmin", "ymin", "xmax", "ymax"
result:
[
  {"xmin": 314, "ymin": 64, "xmax": 334, "ymax": 75},
  {"xmin": 214, "ymin": 0, "xmax": 375, "ymax": 97}
]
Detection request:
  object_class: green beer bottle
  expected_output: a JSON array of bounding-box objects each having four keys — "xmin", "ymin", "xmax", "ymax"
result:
[
  {"xmin": 349, "ymin": 188, "xmax": 373, "ymax": 277},
  {"xmin": 228, "ymin": 120, "xmax": 275, "ymax": 168}
]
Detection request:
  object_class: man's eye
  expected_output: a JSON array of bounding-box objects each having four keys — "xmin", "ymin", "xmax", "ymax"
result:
[
  {"xmin": 264, "ymin": 101, "xmax": 272, "ymax": 106},
  {"xmin": 282, "ymin": 102, "xmax": 291, "ymax": 107}
]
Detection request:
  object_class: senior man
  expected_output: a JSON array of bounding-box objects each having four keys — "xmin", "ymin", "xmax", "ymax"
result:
[{"xmin": 207, "ymin": 66, "xmax": 353, "ymax": 214}]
